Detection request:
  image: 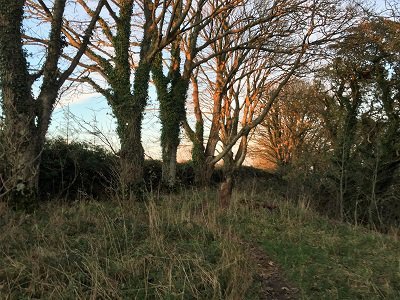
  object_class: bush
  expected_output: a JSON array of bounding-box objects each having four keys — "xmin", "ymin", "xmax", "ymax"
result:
[
  {"xmin": 39, "ymin": 138, "xmax": 115, "ymax": 201},
  {"xmin": 143, "ymin": 159, "xmax": 163, "ymax": 190}
]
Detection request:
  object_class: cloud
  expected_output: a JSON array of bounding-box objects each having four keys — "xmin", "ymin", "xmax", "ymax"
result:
[{"xmin": 57, "ymin": 92, "xmax": 104, "ymax": 108}]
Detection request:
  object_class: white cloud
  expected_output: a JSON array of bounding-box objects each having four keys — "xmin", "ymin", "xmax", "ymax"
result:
[{"xmin": 57, "ymin": 92, "xmax": 104, "ymax": 108}]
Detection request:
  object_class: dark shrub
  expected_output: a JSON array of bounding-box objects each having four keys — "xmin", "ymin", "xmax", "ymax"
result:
[
  {"xmin": 142, "ymin": 161, "xmax": 195, "ymax": 190},
  {"xmin": 143, "ymin": 159, "xmax": 163, "ymax": 191},
  {"xmin": 177, "ymin": 162, "xmax": 195, "ymax": 186},
  {"xmin": 39, "ymin": 138, "xmax": 115, "ymax": 200}
]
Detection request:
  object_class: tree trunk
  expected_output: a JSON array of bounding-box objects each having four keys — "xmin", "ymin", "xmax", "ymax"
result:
[
  {"xmin": 159, "ymin": 91, "xmax": 183, "ymax": 188},
  {"xmin": 194, "ymin": 159, "xmax": 215, "ymax": 186},
  {"xmin": 161, "ymin": 78, "xmax": 188, "ymax": 188},
  {"xmin": 1, "ymin": 0, "xmax": 103, "ymax": 207},
  {"xmin": 119, "ymin": 120, "xmax": 145, "ymax": 200},
  {"xmin": 218, "ymin": 151, "xmax": 235, "ymax": 208},
  {"xmin": 0, "ymin": 1, "xmax": 39, "ymax": 207},
  {"xmin": 162, "ymin": 143, "xmax": 178, "ymax": 188},
  {"xmin": 119, "ymin": 57, "xmax": 150, "ymax": 199},
  {"xmin": 3, "ymin": 119, "xmax": 41, "ymax": 208},
  {"xmin": 192, "ymin": 135, "xmax": 215, "ymax": 186},
  {"xmin": 110, "ymin": 0, "xmax": 152, "ymax": 199},
  {"xmin": 152, "ymin": 46, "xmax": 188, "ymax": 188}
]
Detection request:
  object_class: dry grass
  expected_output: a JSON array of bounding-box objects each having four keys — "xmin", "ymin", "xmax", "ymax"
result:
[
  {"xmin": 1, "ymin": 184, "xmax": 399, "ymax": 299},
  {"xmin": 0, "ymin": 189, "xmax": 254, "ymax": 299}
]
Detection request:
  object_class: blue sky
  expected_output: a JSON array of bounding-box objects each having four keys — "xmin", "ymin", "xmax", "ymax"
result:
[{"xmin": 50, "ymin": 89, "xmax": 163, "ymax": 158}]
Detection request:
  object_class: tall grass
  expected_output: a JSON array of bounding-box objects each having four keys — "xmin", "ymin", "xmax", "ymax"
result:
[
  {"xmin": 0, "ymin": 190, "xmax": 254, "ymax": 299},
  {"xmin": 1, "ymin": 183, "xmax": 399, "ymax": 299}
]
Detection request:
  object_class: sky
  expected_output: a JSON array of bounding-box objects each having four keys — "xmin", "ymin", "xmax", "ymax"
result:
[{"xmin": 50, "ymin": 89, "xmax": 163, "ymax": 159}]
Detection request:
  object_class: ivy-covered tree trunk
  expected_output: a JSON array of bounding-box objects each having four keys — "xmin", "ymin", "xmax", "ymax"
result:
[
  {"xmin": 152, "ymin": 0, "xmax": 205, "ymax": 188},
  {"xmin": 111, "ymin": 56, "xmax": 150, "ymax": 200},
  {"xmin": 111, "ymin": 90, "xmax": 147, "ymax": 200},
  {"xmin": 162, "ymin": 143, "xmax": 178, "ymax": 187},
  {"xmin": 118, "ymin": 110, "xmax": 146, "ymax": 199},
  {"xmin": 152, "ymin": 45, "xmax": 187, "ymax": 188},
  {"xmin": 0, "ymin": 1, "xmax": 40, "ymax": 207},
  {"xmin": 95, "ymin": 0, "xmax": 150, "ymax": 199},
  {"xmin": 109, "ymin": 0, "xmax": 145, "ymax": 199},
  {"xmin": 192, "ymin": 140, "xmax": 215, "ymax": 186},
  {"xmin": 163, "ymin": 78, "xmax": 188, "ymax": 188},
  {"xmin": 0, "ymin": 0, "xmax": 103, "ymax": 207}
]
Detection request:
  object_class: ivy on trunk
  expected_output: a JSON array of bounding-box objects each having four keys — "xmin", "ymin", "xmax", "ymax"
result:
[{"xmin": 0, "ymin": 0, "xmax": 104, "ymax": 208}]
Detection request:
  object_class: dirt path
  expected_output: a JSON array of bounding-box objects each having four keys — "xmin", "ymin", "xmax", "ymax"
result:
[{"xmin": 248, "ymin": 243, "xmax": 299, "ymax": 300}]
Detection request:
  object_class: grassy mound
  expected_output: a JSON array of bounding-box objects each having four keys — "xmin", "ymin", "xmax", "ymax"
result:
[
  {"xmin": 234, "ymin": 187, "xmax": 400, "ymax": 299},
  {"xmin": 1, "ymin": 185, "xmax": 399, "ymax": 299}
]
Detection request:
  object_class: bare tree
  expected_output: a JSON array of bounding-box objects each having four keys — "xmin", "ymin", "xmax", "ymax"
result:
[
  {"xmin": 0, "ymin": 0, "xmax": 105, "ymax": 207},
  {"xmin": 182, "ymin": 0, "xmax": 276, "ymax": 185},
  {"xmin": 181, "ymin": 0, "xmax": 359, "ymax": 206},
  {"xmin": 250, "ymin": 79, "xmax": 326, "ymax": 171},
  {"xmin": 218, "ymin": 54, "xmax": 273, "ymax": 202}
]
